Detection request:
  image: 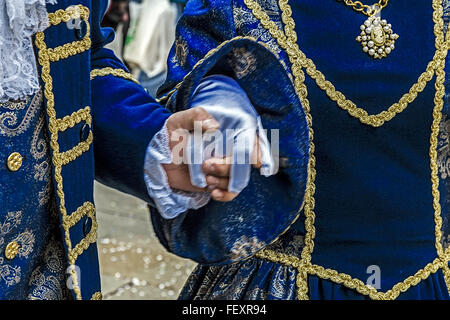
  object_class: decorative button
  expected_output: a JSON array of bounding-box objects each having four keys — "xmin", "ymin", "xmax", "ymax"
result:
[
  {"xmin": 5, "ymin": 241, "xmax": 20, "ymax": 260},
  {"xmin": 7, "ymin": 152, "xmax": 23, "ymax": 172},
  {"xmin": 83, "ymin": 217, "xmax": 92, "ymax": 236},
  {"xmin": 75, "ymin": 20, "xmax": 87, "ymax": 40},
  {"xmin": 80, "ymin": 123, "xmax": 91, "ymax": 141}
]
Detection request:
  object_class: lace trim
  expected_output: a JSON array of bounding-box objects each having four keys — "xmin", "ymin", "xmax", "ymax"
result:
[
  {"xmin": 0, "ymin": 0, "xmax": 57, "ymax": 103},
  {"xmin": 144, "ymin": 120, "xmax": 211, "ymax": 219}
]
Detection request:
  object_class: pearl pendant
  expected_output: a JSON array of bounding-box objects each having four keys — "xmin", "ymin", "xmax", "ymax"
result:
[{"xmin": 356, "ymin": 11, "xmax": 398, "ymax": 59}]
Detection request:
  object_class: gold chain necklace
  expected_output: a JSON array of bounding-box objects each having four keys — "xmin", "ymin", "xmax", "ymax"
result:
[{"xmin": 338, "ymin": 0, "xmax": 399, "ymax": 59}]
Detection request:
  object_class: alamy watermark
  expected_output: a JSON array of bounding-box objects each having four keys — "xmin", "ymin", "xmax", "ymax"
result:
[
  {"xmin": 169, "ymin": 121, "xmax": 280, "ymax": 168},
  {"xmin": 65, "ymin": 5, "xmax": 84, "ymax": 30},
  {"xmin": 366, "ymin": 265, "xmax": 381, "ymax": 290}
]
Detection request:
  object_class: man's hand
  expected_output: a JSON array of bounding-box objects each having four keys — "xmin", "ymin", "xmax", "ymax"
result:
[{"xmin": 163, "ymin": 107, "xmax": 261, "ymax": 202}]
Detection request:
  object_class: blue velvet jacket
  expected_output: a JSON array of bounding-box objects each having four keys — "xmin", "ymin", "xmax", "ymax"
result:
[
  {"xmin": 19, "ymin": 0, "xmax": 169, "ymax": 300},
  {"xmin": 152, "ymin": 0, "xmax": 450, "ymax": 300}
]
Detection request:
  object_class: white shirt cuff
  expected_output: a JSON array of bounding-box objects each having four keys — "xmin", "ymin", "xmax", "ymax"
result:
[{"xmin": 143, "ymin": 119, "xmax": 211, "ymax": 219}]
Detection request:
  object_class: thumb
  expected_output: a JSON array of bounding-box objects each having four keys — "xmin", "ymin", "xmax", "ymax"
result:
[
  {"xmin": 251, "ymin": 136, "xmax": 263, "ymax": 169},
  {"xmin": 167, "ymin": 107, "xmax": 219, "ymax": 132}
]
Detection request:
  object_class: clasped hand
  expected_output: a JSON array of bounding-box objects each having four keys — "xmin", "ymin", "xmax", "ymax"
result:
[{"xmin": 163, "ymin": 106, "xmax": 262, "ymax": 202}]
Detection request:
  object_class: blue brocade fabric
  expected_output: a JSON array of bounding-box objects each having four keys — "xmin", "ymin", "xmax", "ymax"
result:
[
  {"xmin": 0, "ymin": 92, "xmax": 72, "ymax": 300},
  {"xmin": 153, "ymin": 0, "xmax": 450, "ymax": 300}
]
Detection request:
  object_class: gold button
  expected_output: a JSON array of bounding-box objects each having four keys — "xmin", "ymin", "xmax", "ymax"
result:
[
  {"xmin": 5, "ymin": 241, "xmax": 20, "ymax": 260},
  {"xmin": 7, "ymin": 152, "xmax": 23, "ymax": 172}
]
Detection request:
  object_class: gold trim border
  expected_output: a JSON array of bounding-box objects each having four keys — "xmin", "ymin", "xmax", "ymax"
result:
[
  {"xmin": 90, "ymin": 67, "xmax": 139, "ymax": 85},
  {"xmin": 35, "ymin": 5, "xmax": 98, "ymax": 300}
]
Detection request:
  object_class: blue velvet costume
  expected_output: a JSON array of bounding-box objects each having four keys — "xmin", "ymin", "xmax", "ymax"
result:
[
  {"xmin": 152, "ymin": 0, "xmax": 450, "ymax": 299},
  {"xmin": 0, "ymin": 0, "xmax": 170, "ymax": 299}
]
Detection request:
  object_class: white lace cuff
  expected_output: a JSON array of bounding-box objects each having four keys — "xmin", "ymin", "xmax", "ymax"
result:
[
  {"xmin": 144, "ymin": 120, "xmax": 211, "ymax": 219},
  {"xmin": 0, "ymin": 0, "xmax": 57, "ymax": 103}
]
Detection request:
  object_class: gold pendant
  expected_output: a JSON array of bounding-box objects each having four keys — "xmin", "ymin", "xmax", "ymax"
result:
[{"xmin": 356, "ymin": 10, "xmax": 399, "ymax": 59}]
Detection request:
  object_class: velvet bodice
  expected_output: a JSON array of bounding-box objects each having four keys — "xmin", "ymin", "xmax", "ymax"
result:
[{"xmin": 289, "ymin": 0, "xmax": 447, "ymax": 290}]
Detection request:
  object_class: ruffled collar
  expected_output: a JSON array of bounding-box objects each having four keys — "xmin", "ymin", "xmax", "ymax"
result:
[{"xmin": 0, "ymin": 0, "xmax": 57, "ymax": 103}]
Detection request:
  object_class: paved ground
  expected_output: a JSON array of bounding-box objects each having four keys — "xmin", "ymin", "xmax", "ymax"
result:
[{"xmin": 94, "ymin": 182, "xmax": 197, "ymax": 300}]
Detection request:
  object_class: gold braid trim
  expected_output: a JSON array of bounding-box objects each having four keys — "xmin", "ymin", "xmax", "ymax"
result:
[
  {"xmin": 90, "ymin": 67, "xmax": 139, "ymax": 85},
  {"xmin": 55, "ymin": 107, "xmax": 91, "ymax": 132},
  {"xmin": 55, "ymin": 131, "xmax": 93, "ymax": 166},
  {"xmin": 68, "ymin": 202, "xmax": 98, "ymax": 263},
  {"xmin": 248, "ymin": 0, "xmax": 449, "ymax": 299},
  {"xmin": 47, "ymin": 39, "xmax": 91, "ymax": 62},
  {"xmin": 257, "ymin": 249, "xmax": 447, "ymax": 300},
  {"xmin": 47, "ymin": 5, "xmax": 91, "ymax": 61},
  {"xmin": 245, "ymin": 0, "xmax": 446, "ymax": 128},
  {"xmin": 54, "ymin": 107, "xmax": 93, "ymax": 166},
  {"xmin": 35, "ymin": 5, "xmax": 99, "ymax": 300},
  {"xmin": 91, "ymin": 292, "xmax": 103, "ymax": 300},
  {"xmin": 65, "ymin": 202, "xmax": 95, "ymax": 228}
]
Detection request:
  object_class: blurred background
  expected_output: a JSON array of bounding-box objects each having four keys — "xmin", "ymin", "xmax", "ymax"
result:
[{"xmin": 96, "ymin": 0, "xmax": 195, "ymax": 300}]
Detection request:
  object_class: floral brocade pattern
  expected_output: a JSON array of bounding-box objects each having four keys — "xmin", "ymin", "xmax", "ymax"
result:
[
  {"xmin": 0, "ymin": 91, "xmax": 69, "ymax": 299},
  {"xmin": 27, "ymin": 228, "xmax": 72, "ymax": 300},
  {"xmin": 232, "ymin": 0, "xmax": 282, "ymax": 55},
  {"xmin": 439, "ymin": 90, "xmax": 450, "ymax": 252},
  {"xmin": 180, "ymin": 257, "xmax": 297, "ymax": 300}
]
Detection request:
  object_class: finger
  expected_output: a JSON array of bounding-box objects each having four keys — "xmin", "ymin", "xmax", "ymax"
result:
[
  {"xmin": 206, "ymin": 175, "xmax": 229, "ymax": 190},
  {"xmin": 167, "ymin": 107, "xmax": 219, "ymax": 132},
  {"xmin": 211, "ymin": 189, "xmax": 238, "ymax": 202},
  {"xmin": 162, "ymin": 164, "xmax": 208, "ymax": 193},
  {"xmin": 202, "ymin": 157, "xmax": 232, "ymax": 177},
  {"xmin": 251, "ymin": 136, "xmax": 262, "ymax": 169}
]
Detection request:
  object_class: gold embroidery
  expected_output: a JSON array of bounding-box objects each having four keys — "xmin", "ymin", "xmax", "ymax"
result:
[
  {"xmin": 438, "ymin": 114, "xmax": 450, "ymax": 179},
  {"xmin": 90, "ymin": 67, "xmax": 139, "ymax": 84},
  {"xmin": 174, "ymin": 37, "xmax": 189, "ymax": 67},
  {"xmin": 35, "ymin": 5, "xmax": 99, "ymax": 300},
  {"xmin": 0, "ymin": 90, "xmax": 43, "ymax": 137},
  {"xmin": 227, "ymin": 47, "xmax": 258, "ymax": 79},
  {"xmin": 157, "ymin": 36, "xmax": 259, "ymax": 104},
  {"xmin": 247, "ymin": 0, "xmax": 449, "ymax": 299},
  {"xmin": 13, "ymin": 230, "xmax": 36, "ymax": 259},
  {"xmin": 233, "ymin": 3, "xmax": 283, "ymax": 55},
  {"xmin": 31, "ymin": 114, "xmax": 49, "ymax": 161},
  {"xmin": 230, "ymin": 235, "xmax": 265, "ymax": 260},
  {"xmin": 0, "ymin": 96, "xmax": 31, "ymax": 111},
  {"xmin": 0, "ymin": 212, "xmax": 35, "ymax": 287},
  {"xmin": 28, "ymin": 238, "xmax": 70, "ymax": 300}
]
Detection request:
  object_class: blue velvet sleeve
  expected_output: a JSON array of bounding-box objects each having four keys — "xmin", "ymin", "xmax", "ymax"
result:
[
  {"xmin": 90, "ymin": 0, "xmax": 171, "ymax": 202},
  {"xmin": 150, "ymin": 1, "xmax": 310, "ymax": 265}
]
